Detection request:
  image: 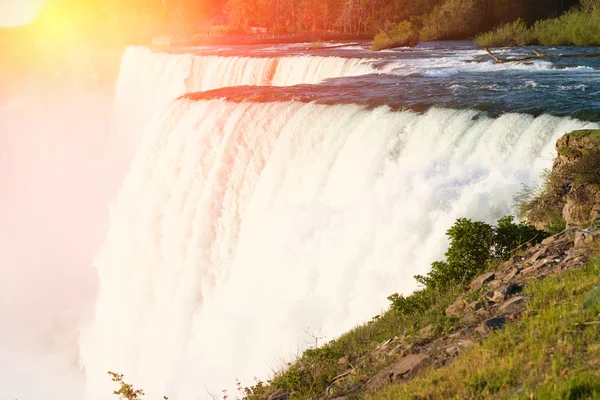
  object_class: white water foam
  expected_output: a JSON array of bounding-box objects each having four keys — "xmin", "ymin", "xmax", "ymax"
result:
[
  {"xmin": 82, "ymin": 100, "xmax": 597, "ymax": 399},
  {"xmin": 115, "ymin": 47, "xmax": 374, "ymax": 148}
]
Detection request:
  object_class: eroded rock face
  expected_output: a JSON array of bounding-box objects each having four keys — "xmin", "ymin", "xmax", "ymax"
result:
[{"xmin": 527, "ymin": 130, "xmax": 600, "ymax": 230}]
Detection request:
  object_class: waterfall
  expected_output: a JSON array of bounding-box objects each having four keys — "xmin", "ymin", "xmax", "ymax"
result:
[
  {"xmin": 82, "ymin": 97, "xmax": 597, "ymax": 398},
  {"xmin": 114, "ymin": 47, "xmax": 374, "ymax": 148}
]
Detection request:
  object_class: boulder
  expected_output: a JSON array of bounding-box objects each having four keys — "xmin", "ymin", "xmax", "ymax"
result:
[
  {"xmin": 574, "ymin": 228, "xmax": 600, "ymax": 248},
  {"xmin": 498, "ymin": 296, "xmax": 526, "ymax": 315},
  {"xmin": 445, "ymin": 297, "xmax": 465, "ymax": 317},
  {"xmin": 470, "ymin": 272, "xmax": 495, "ymax": 291},
  {"xmin": 365, "ymin": 354, "xmax": 430, "ymax": 391},
  {"xmin": 477, "ymin": 317, "xmax": 507, "ymax": 335}
]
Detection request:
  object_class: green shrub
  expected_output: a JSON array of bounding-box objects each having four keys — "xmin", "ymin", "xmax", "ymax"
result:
[
  {"xmin": 387, "ymin": 287, "xmax": 437, "ymax": 316},
  {"xmin": 492, "ymin": 216, "xmax": 549, "ymax": 260},
  {"xmin": 474, "ymin": 18, "xmax": 536, "ymax": 47},
  {"xmin": 414, "ymin": 218, "xmax": 494, "ymax": 290},
  {"xmin": 476, "ymin": 7, "xmax": 600, "ymax": 47},
  {"xmin": 371, "ymin": 21, "xmax": 419, "ymax": 50},
  {"xmin": 390, "ymin": 216, "xmax": 547, "ymax": 315}
]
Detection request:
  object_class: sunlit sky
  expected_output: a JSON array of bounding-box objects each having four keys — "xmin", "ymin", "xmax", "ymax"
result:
[{"xmin": 0, "ymin": 0, "xmax": 42, "ymax": 27}]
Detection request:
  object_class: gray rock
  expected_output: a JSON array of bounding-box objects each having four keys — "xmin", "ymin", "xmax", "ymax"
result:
[
  {"xmin": 477, "ymin": 317, "xmax": 507, "ymax": 335},
  {"xmin": 390, "ymin": 354, "xmax": 431, "ymax": 379},
  {"xmin": 498, "ymin": 296, "xmax": 526, "ymax": 315},
  {"xmin": 445, "ymin": 296, "xmax": 465, "ymax": 317},
  {"xmin": 465, "ymin": 301, "xmax": 485, "ymax": 311},
  {"xmin": 485, "ymin": 289, "xmax": 506, "ymax": 303},
  {"xmin": 522, "ymin": 258, "xmax": 549, "ymax": 275},
  {"xmin": 365, "ymin": 354, "xmax": 430, "ymax": 391},
  {"xmin": 445, "ymin": 346, "xmax": 459, "ymax": 357},
  {"xmin": 268, "ymin": 389, "xmax": 289, "ymax": 400},
  {"xmin": 418, "ymin": 324, "xmax": 434, "ymax": 337},
  {"xmin": 470, "ymin": 272, "xmax": 495, "ymax": 291},
  {"xmin": 575, "ymin": 229, "xmax": 600, "ymax": 248},
  {"xmin": 503, "ymin": 267, "xmax": 521, "ymax": 282}
]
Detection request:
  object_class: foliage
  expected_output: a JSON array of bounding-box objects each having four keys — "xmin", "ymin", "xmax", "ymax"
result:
[
  {"xmin": 390, "ymin": 216, "xmax": 545, "ymax": 314},
  {"xmin": 476, "ymin": 5, "xmax": 600, "ymax": 47},
  {"xmin": 371, "ymin": 21, "xmax": 419, "ymax": 50},
  {"xmin": 419, "ymin": 0, "xmax": 479, "ymax": 40},
  {"xmin": 371, "ymin": 259, "xmax": 600, "ymax": 399},
  {"xmin": 475, "ymin": 18, "xmax": 536, "ymax": 47},
  {"xmin": 414, "ymin": 218, "xmax": 494, "ymax": 290},
  {"xmin": 492, "ymin": 216, "xmax": 549, "ymax": 260},
  {"xmin": 109, "ymin": 372, "xmax": 168, "ymax": 400}
]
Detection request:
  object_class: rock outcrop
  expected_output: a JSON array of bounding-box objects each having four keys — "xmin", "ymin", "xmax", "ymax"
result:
[
  {"xmin": 528, "ymin": 130, "xmax": 600, "ymax": 230},
  {"xmin": 359, "ymin": 226, "xmax": 600, "ymax": 396}
]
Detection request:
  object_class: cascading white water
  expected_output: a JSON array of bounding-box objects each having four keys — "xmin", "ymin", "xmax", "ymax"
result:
[
  {"xmin": 82, "ymin": 98, "xmax": 597, "ymax": 399},
  {"xmin": 114, "ymin": 47, "xmax": 374, "ymax": 148}
]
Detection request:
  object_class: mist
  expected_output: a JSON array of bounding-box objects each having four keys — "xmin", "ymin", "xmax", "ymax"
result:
[{"xmin": 0, "ymin": 64, "xmax": 127, "ymax": 398}]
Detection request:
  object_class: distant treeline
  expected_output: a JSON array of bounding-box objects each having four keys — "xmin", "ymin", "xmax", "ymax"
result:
[
  {"xmin": 32, "ymin": 0, "xmax": 595, "ymax": 44},
  {"xmin": 221, "ymin": 0, "xmax": 580, "ymax": 36}
]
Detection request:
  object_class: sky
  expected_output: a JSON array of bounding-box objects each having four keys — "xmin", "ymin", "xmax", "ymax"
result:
[{"xmin": 0, "ymin": 0, "xmax": 42, "ymax": 27}]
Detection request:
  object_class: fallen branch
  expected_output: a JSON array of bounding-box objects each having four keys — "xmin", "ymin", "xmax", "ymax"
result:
[
  {"xmin": 484, "ymin": 47, "xmax": 600, "ymax": 63},
  {"xmin": 575, "ymin": 320, "xmax": 600, "ymax": 327}
]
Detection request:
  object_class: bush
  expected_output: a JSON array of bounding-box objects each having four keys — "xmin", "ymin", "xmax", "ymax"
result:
[
  {"xmin": 390, "ymin": 216, "xmax": 547, "ymax": 315},
  {"xmin": 414, "ymin": 218, "xmax": 494, "ymax": 290},
  {"xmin": 492, "ymin": 216, "xmax": 549, "ymax": 260},
  {"xmin": 371, "ymin": 21, "xmax": 419, "ymax": 50},
  {"xmin": 476, "ymin": 7, "xmax": 600, "ymax": 47},
  {"xmin": 474, "ymin": 18, "xmax": 536, "ymax": 47}
]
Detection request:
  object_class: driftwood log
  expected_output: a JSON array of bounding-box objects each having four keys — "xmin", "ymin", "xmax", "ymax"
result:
[{"xmin": 484, "ymin": 47, "xmax": 600, "ymax": 63}]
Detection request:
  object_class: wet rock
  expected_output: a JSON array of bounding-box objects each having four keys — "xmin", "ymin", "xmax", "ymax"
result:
[
  {"xmin": 477, "ymin": 317, "xmax": 507, "ymax": 335},
  {"xmin": 470, "ymin": 272, "xmax": 495, "ymax": 291}
]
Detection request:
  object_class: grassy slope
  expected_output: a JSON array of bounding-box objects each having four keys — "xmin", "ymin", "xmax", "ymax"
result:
[
  {"xmin": 256, "ymin": 287, "xmax": 463, "ymax": 398},
  {"xmin": 371, "ymin": 258, "xmax": 600, "ymax": 399}
]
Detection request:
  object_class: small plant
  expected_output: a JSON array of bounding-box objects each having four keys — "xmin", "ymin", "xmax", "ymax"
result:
[
  {"xmin": 109, "ymin": 372, "xmax": 168, "ymax": 400},
  {"xmin": 475, "ymin": 18, "xmax": 536, "ymax": 47}
]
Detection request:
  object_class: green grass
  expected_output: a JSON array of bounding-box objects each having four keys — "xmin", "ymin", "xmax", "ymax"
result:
[
  {"xmin": 564, "ymin": 130, "xmax": 600, "ymax": 143},
  {"xmin": 246, "ymin": 286, "xmax": 463, "ymax": 399},
  {"xmin": 370, "ymin": 258, "xmax": 600, "ymax": 399}
]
